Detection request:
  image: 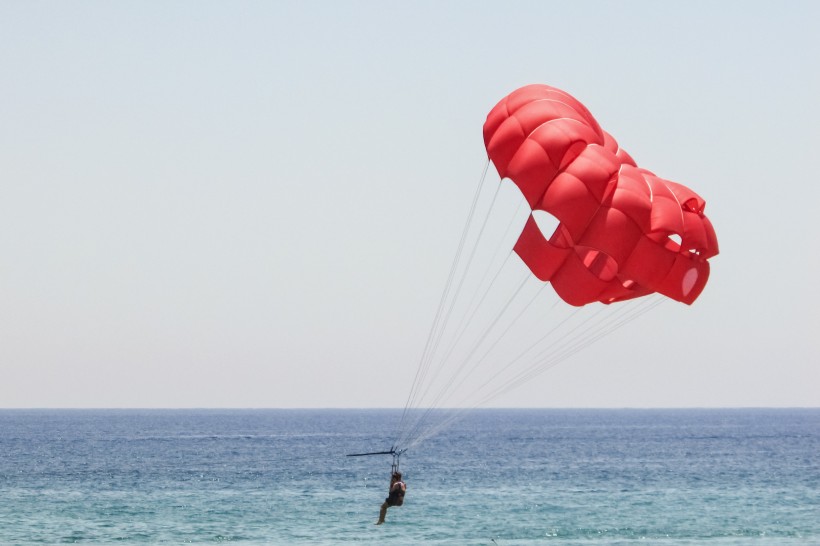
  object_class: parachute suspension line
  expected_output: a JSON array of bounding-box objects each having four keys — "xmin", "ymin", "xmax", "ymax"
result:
[
  {"xmin": 483, "ymin": 301, "xmax": 640, "ymax": 403},
  {"xmin": 556, "ymin": 295, "xmax": 665, "ymax": 366},
  {"xmin": 404, "ymin": 201, "xmax": 528, "ymax": 443},
  {"xmin": 408, "ymin": 297, "xmax": 666, "ymax": 449},
  {"xmin": 538, "ymin": 300, "xmax": 662, "ymax": 380},
  {"xmin": 526, "ymin": 296, "xmax": 655, "ymax": 368},
  {"xmin": 404, "ymin": 278, "xmax": 546, "ymax": 443},
  {"xmin": 438, "ymin": 196, "xmax": 527, "ymax": 370},
  {"xmin": 494, "ymin": 300, "xmax": 643, "ymax": 396},
  {"xmin": 401, "ymin": 292, "xmax": 665, "ymax": 453},
  {"xmin": 415, "ymin": 176, "xmax": 505, "ymax": 383},
  {"xmin": 434, "ymin": 252, "xmax": 517, "ymax": 389},
  {"xmin": 479, "ymin": 295, "xmax": 666, "ymax": 405},
  {"xmin": 396, "ymin": 160, "xmax": 491, "ymax": 443},
  {"xmin": 429, "ymin": 273, "xmax": 546, "ymax": 412},
  {"xmin": 447, "ymin": 285, "xmax": 573, "ymax": 405},
  {"xmin": 468, "ymin": 302, "xmax": 585, "ymax": 395},
  {"xmin": 397, "ymin": 269, "xmax": 531, "ymax": 449},
  {"xmin": 488, "ymin": 298, "xmax": 663, "ymax": 403},
  {"xmin": 413, "ymin": 297, "xmax": 661, "ymax": 445},
  {"xmin": 403, "ymin": 300, "xmax": 589, "ymax": 439},
  {"xmin": 399, "ymin": 165, "xmax": 497, "ymax": 441},
  {"xmin": 398, "ymin": 170, "xmax": 507, "ymax": 449}
]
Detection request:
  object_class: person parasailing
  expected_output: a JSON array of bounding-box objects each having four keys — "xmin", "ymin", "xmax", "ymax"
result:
[
  {"xmin": 376, "ymin": 471, "xmax": 406, "ymax": 525},
  {"xmin": 346, "ymin": 448, "xmax": 407, "ymax": 524}
]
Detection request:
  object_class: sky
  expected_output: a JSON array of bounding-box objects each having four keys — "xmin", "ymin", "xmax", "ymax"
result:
[{"xmin": 1, "ymin": 1, "xmax": 818, "ymax": 409}]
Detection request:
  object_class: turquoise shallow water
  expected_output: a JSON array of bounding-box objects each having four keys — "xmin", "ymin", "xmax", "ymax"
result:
[{"xmin": 0, "ymin": 409, "xmax": 817, "ymax": 544}]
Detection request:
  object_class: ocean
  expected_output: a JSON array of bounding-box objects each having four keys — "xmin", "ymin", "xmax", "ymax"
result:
[{"xmin": 0, "ymin": 409, "xmax": 817, "ymax": 545}]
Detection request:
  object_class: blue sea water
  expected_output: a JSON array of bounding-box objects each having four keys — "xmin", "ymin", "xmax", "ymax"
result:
[{"xmin": 0, "ymin": 409, "xmax": 817, "ymax": 545}]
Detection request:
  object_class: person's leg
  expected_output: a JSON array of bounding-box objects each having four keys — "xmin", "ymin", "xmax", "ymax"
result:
[{"xmin": 376, "ymin": 501, "xmax": 388, "ymax": 524}]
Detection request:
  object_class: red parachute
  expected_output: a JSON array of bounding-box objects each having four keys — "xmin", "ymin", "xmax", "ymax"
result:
[{"xmin": 483, "ymin": 84, "xmax": 719, "ymax": 306}]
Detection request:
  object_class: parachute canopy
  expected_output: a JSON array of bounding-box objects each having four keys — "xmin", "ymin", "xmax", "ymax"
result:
[
  {"xmin": 385, "ymin": 84, "xmax": 720, "ymax": 455},
  {"xmin": 484, "ymin": 84, "xmax": 718, "ymax": 306}
]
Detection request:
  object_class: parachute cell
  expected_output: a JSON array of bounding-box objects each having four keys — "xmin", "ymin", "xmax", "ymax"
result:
[{"xmin": 484, "ymin": 84, "xmax": 719, "ymax": 306}]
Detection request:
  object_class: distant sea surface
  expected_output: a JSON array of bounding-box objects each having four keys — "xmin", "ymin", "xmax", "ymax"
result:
[{"xmin": 0, "ymin": 409, "xmax": 817, "ymax": 545}]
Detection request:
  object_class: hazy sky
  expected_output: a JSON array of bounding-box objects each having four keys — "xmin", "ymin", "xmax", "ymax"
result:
[{"xmin": 2, "ymin": 1, "xmax": 818, "ymax": 409}]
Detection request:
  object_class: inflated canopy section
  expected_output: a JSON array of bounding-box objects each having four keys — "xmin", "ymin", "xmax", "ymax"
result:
[{"xmin": 484, "ymin": 84, "xmax": 719, "ymax": 306}]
